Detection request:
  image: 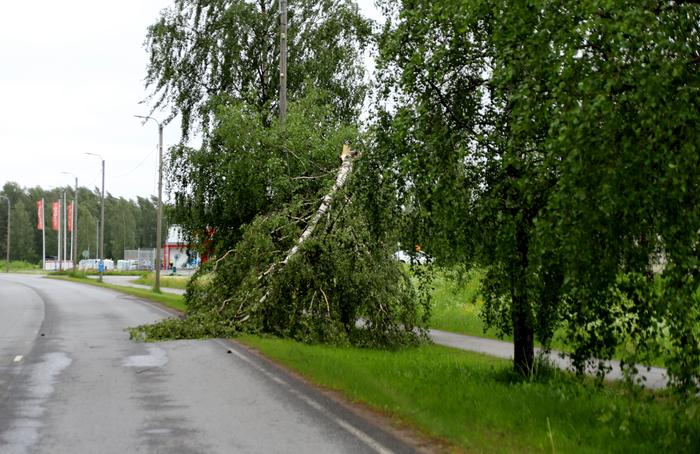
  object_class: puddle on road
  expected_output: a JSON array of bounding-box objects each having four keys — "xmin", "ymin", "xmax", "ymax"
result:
[
  {"xmin": 123, "ymin": 345, "xmax": 168, "ymax": 368},
  {"xmin": 0, "ymin": 352, "xmax": 72, "ymax": 454}
]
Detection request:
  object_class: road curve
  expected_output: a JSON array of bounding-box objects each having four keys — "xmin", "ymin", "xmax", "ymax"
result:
[{"xmin": 0, "ymin": 274, "xmax": 417, "ymax": 454}]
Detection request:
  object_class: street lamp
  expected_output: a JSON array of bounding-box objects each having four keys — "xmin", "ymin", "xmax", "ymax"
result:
[
  {"xmin": 86, "ymin": 153, "xmax": 105, "ymax": 282},
  {"xmin": 0, "ymin": 195, "xmax": 9, "ymax": 273},
  {"xmin": 135, "ymin": 115, "xmax": 164, "ymax": 292},
  {"xmin": 61, "ymin": 172, "xmax": 79, "ymax": 272}
]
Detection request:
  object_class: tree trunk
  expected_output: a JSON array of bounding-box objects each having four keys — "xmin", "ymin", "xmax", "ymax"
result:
[
  {"xmin": 512, "ymin": 223, "xmax": 534, "ymax": 376},
  {"xmin": 258, "ymin": 145, "xmax": 357, "ymax": 304},
  {"xmin": 280, "ymin": 145, "xmax": 355, "ymax": 266}
]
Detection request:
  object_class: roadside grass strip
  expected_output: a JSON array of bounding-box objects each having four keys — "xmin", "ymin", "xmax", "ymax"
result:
[
  {"xmin": 239, "ymin": 335, "xmax": 700, "ymax": 453},
  {"xmin": 428, "ymin": 267, "xmax": 499, "ymax": 339},
  {"xmin": 427, "ymin": 267, "xmax": 667, "ymax": 367},
  {"xmin": 48, "ymin": 275, "xmax": 187, "ymax": 312},
  {"xmin": 0, "ymin": 260, "xmax": 43, "ymax": 273},
  {"xmin": 132, "ymin": 272, "xmax": 190, "ymax": 290}
]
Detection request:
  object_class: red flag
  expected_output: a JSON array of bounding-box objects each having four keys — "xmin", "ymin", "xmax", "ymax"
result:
[
  {"xmin": 36, "ymin": 200, "xmax": 44, "ymax": 230},
  {"xmin": 68, "ymin": 203, "xmax": 74, "ymax": 232},
  {"xmin": 52, "ymin": 202, "xmax": 60, "ymax": 231}
]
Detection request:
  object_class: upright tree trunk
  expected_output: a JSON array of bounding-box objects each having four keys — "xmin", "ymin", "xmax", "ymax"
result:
[{"xmin": 512, "ymin": 222, "xmax": 534, "ymax": 376}]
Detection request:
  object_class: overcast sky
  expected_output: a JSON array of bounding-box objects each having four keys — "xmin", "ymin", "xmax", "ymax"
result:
[{"xmin": 0, "ymin": 0, "xmax": 381, "ymax": 201}]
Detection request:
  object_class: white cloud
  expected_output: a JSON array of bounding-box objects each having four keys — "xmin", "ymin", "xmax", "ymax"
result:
[{"xmin": 0, "ymin": 0, "xmax": 383, "ymax": 200}]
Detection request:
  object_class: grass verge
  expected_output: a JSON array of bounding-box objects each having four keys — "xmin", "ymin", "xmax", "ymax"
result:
[
  {"xmin": 428, "ymin": 267, "xmax": 496, "ymax": 337},
  {"xmin": 83, "ymin": 270, "xmax": 149, "ymax": 276},
  {"xmin": 132, "ymin": 272, "xmax": 190, "ymax": 290},
  {"xmin": 240, "ymin": 335, "xmax": 699, "ymax": 453},
  {"xmin": 48, "ymin": 274, "xmax": 187, "ymax": 312},
  {"xmin": 0, "ymin": 260, "xmax": 43, "ymax": 273},
  {"xmin": 427, "ymin": 267, "xmax": 667, "ymax": 367}
]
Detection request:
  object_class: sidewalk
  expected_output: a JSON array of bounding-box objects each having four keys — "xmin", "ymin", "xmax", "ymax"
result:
[{"xmin": 429, "ymin": 329, "xmax": 669, "ymax": 389}]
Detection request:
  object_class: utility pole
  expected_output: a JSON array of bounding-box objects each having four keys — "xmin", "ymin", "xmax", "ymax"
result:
[
  {"xmin": 279, "ymin": 0, "xmax": 287, "ymax": 123},
  {"xmin": 135, "ymin": 115, "xmax": 164, "ymax": 292},
  {"xmin": 0, "ymin": 195, "xmax": 9, "ymax": 272},
  {"xmin": 156, "ymin": 122, "xmax": 163, "ymax": 290}
]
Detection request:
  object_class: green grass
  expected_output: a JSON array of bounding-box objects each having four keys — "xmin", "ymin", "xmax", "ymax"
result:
[
  {"xmin": 48, "ymin": 274, "xmax": 187, "ymax": 312},
  {"xmin": 426, "ymin": 267, "xmax": 668, "ymax": 367},
  {"xmin": 132, "ymin": 272, "xmax": 190, "ymax": 290},
  {"xmin": 240, "ymin": 335, "xmax": 699, "ymax": 453},
  {"xmin": 428, "ymin": 267, "xmax": 499, "ymax": 337},
  {"xmin": 0, "ymin": 260, "xmax": 43, "ymax": 273},
  {"xmin": 83, "ymin": 270, "xmax": 148, "ymax": 276}
]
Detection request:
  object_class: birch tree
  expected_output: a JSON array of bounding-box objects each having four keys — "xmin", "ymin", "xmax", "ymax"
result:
[{"xmin": 376, "ymin": 0, "xmax": 700, "ymax": 388}]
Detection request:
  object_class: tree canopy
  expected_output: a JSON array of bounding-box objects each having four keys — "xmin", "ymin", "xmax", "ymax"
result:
[
  {"xmin": 134, "ymin": 0, "xmax": 700, "ymax": 391},
  {"xmin": 0, "ymin": 182, "xmax": 168, "ymax": 263},
  {"xmin": 133, "ymin": 0, "xmax": 427, "ymax": 346},
  {"xmin": 144, "ymin": 0, "xmax": 373, "ymax": 137},
  {"xmin": 376, "ymin": 0, "xmax": 700, "ymax": 388}
]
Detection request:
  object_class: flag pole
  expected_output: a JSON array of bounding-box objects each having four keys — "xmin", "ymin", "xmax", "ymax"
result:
[
  {"xmin": 63, "ymin": 191, "xmax": 67, "ymax": 270},
  {"xmin": 41, "ymin": 198, "xmax": 45, "ymax": 270},
  {"xmin": 58, "ymin": 198, "xmax": 62, "ymax": 271}
]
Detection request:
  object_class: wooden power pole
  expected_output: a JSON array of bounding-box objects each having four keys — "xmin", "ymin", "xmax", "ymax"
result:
[{"xmin": 279, "ymin": 0, "xmax": 288, "ymax": 123}]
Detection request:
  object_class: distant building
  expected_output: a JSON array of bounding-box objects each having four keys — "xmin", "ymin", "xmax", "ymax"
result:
[{"xmin": 163, "ymin": 225, "xmax": 199, "ymax": 270}]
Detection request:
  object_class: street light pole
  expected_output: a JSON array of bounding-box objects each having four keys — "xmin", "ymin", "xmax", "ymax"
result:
[
  {"xmin": 135, "ymin": 115, "xmax": 164, "ymax": 292},
  {"xmin": 0, "ymin": 195, "xmax": 9, "ymax": 273},
  {"xmin": 86, "ymin": 153, "xmax": 105, "ymax": 282}
]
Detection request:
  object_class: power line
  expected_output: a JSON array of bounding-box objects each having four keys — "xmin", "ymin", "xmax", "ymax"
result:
[{"xmin": 114, "ymin": 145, "xmax": 158, "ymax": 178}]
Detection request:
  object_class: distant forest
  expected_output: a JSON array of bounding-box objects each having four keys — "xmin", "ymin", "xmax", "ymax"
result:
[{"xmin": 0, "ymin": 182, "xmax": 170, "ymax": 263}]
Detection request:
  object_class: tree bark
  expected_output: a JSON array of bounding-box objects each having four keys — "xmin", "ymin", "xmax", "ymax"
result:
[
  {"xmin": 258, "ymin": 145, "xmax": 357, "ymax": 304},
  {"xmin": 512, "ymin": 222, "xmax": 534, "ymax": 376},
  {"xmin": 280, "ymin": 146, "xmax": 355, "ymax": 264}
]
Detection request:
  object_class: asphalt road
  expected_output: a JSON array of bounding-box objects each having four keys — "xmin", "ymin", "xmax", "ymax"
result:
[{"xmin": 0, "ymin": 274, "xmax": 416, "ymax": 454}]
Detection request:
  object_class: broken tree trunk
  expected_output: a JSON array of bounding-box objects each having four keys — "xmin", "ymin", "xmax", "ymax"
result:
[
  {"xmin": 258, "ymin": 144, "xmax": 358, "ymax": 303},
  {"xmin": 281, "ymin": 144, "xmax": 356, "ymax": 265}
]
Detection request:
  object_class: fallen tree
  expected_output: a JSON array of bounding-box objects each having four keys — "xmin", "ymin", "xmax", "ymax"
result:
[{"xmin": 131, "ymin": 101, "xmax": 429, "ymax": 347}]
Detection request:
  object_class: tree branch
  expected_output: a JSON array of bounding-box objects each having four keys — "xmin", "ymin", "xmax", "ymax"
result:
[{"xmin": 257, "ymin": 145, "xmax": 359, "ymax": 303}]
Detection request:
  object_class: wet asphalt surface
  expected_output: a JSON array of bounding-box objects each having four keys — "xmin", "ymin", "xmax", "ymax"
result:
[{"xmin": 0, "ymin": 274, "xmax": 416, "ymax": 454}]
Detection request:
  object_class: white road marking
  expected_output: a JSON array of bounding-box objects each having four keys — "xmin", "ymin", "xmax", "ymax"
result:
[
  {"xmin": 13, "ymin": 355, "xmax": 23, "ymax": 362},
  {"xmin": 216, "ymin": 340, "xmax": 395, "ymax": 454}
]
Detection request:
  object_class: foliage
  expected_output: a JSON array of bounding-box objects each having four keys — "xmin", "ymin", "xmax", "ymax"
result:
[
  {"xmin": 0, "ymin": 260, "xmax": 41, "ymax": 272},
  {"xmin": 427, "ymin": 266, "xmax": 495, "ymax": 337},
  {"xmin": 131, "ymin": 96, "xmax": 428, "ymax": 347},
  {"xmin": 242, "ymin": 335, "xmax": 700, "ymax": 453},
  {"xmin": 132, "ymin": 0, "xmax": 427, "ymax": 348},
  {"xmin": 375, "ymin": 0, "xmax": 700, "ymax": 388},
  {"xmin": 0, "ymin": 182, "xmax": 168, "ymax": 263},
  {"xmin": 144, "ymin": 0, "xmax": 373, "ymax": 137}
]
